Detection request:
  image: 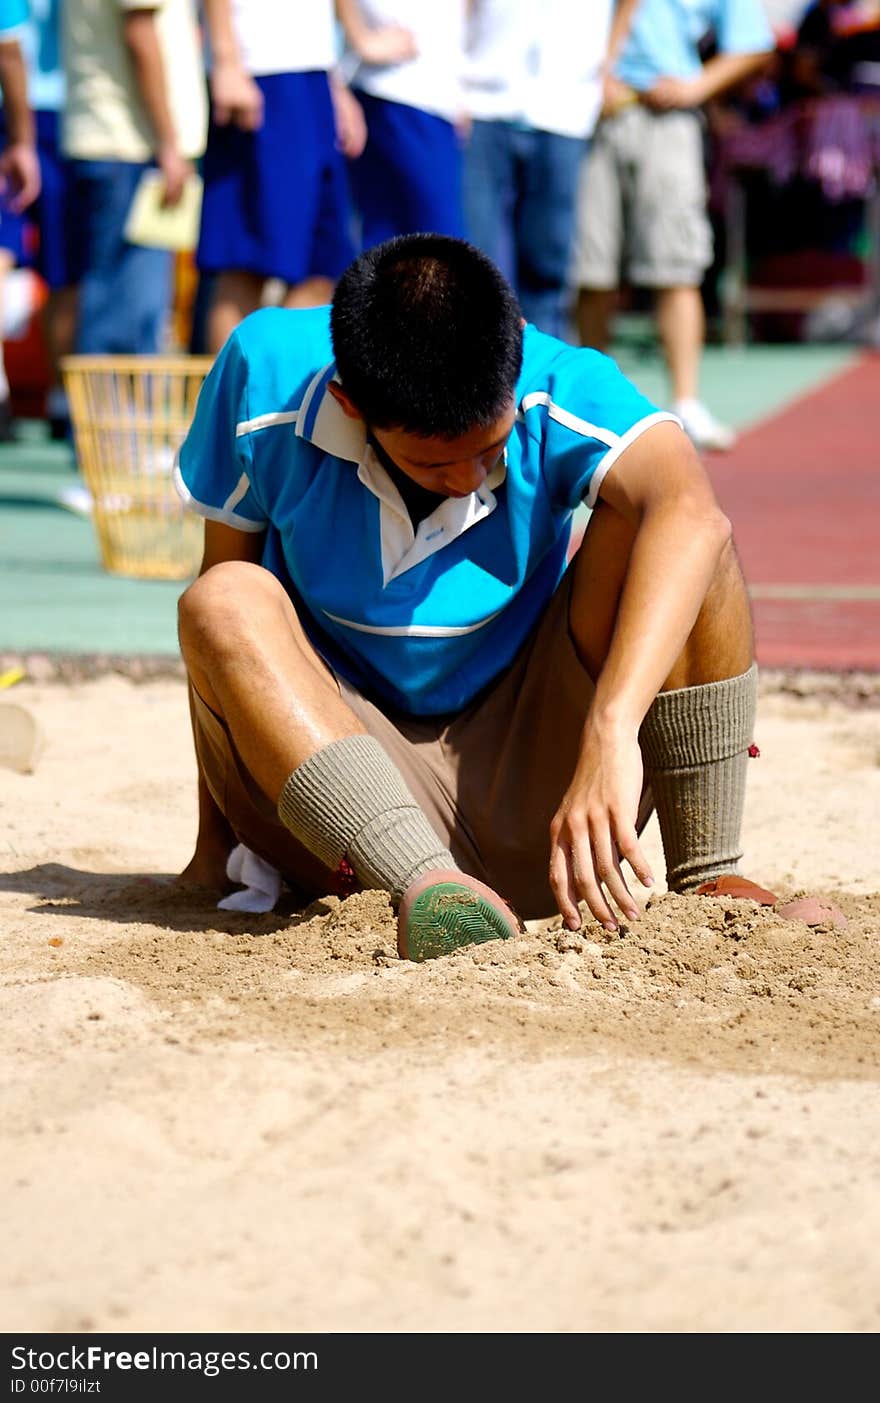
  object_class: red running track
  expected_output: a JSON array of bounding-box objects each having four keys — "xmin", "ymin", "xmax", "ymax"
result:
[{"xmin": 704, "ymin": 352, "xmax": 880, "ymax": 671}]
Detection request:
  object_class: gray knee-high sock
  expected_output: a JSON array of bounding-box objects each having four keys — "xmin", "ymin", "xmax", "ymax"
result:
[
  {"xmin": 638, "ymin": 663, "xmax": 758, "ymax": 893},
  {"xmin": 277, "ymin": 734, "xmax": 456, "ymax": 900}
]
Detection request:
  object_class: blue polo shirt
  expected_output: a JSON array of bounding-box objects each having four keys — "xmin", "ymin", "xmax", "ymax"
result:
[{"xmin": 175, "ymin": 307, "xmax": 675, "ymax": 715}]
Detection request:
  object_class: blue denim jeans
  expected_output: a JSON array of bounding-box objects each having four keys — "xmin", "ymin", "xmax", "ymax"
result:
[
  {"xmin": 70, "ymin": 160, "xmax": 174, "ymax": 354},
  {"xmin": 462, "ymin": 120, "xmax": 588, "ymax": 339}
]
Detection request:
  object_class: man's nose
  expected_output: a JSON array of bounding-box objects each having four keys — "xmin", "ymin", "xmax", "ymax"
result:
[{"xmin": 446, "ymin": 459, "xmax": 489, "ymax": 493}]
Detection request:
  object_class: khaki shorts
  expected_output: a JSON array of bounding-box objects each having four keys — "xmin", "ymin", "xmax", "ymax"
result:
[
  {"xmin": 191, "ymin": 569, "xmax": 655, "ymax": 920},
  {"xmin": 572, "ymin": 104, "xmax": 713, "ymax": 290}
]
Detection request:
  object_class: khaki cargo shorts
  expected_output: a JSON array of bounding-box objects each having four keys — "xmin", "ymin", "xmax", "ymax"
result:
[
  {"xmin": 572, "ymin": 104, "xmax": 713, "ymax": 290},
  {"xmin": 191, "ymin": 567, "xmax": 655, "ymax": 921}
]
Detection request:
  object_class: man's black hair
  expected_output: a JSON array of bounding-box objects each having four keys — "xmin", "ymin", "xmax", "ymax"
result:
[{"xmin": 330, "ymin": 234, "xmax": 524, "ymax": 439}]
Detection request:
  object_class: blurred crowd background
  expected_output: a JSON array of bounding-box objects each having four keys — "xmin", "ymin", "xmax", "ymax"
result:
[{"xmin": 1, "ymin": 0, "xmax": 878, "ymax": 457}]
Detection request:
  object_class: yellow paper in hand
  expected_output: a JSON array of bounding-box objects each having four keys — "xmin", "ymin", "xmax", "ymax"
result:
[{"xmin": 124, "ymin": 170, "xmax": 203, "ymax": 252}]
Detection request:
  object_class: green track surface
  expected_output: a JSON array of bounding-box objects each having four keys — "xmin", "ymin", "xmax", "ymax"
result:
[{"xmin": 0, "ymin": 338, "xmax": 857, "ymax": 658}]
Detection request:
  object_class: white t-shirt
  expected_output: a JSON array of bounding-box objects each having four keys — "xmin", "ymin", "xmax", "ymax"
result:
[
  {"xmin": 226, "ymin": 0, "xmax": 337, "ymax": 77},
  {"xmin": 464, "ymin": 0, "xmax": 615, "ymax": 139},
  {"xmin": 62, "ymin": 0, "xmax": 207, "ymax": 161},
  {"xmin": 343, "ymin": 1, "xmax": 466, "ymax": 123}
]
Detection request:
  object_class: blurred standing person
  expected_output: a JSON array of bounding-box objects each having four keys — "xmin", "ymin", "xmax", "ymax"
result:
[
  {"xmin": 572, "ymin": 0, "xmax": 774, "ymax": 453},
  {"xmin": 461, "ymin": 0, "xmax": 639, "ymax": 338},
  {"xmin": 197, "ymin": 0, "xmax": 365, "ymax": 354},
  {"xmin": 0, "ymin": 0, "xmax": 40, "ymax": 437},
  {"xmin": 61, "ymin": 0, "xmax": 207, "ymax": 354},
  {"xmin": 18, "ymin": 0, "xmax": 77, "ymax": 437},
  {"xmin": 336, "ymin": 0, "xmax": 468, "ymax": 246}
]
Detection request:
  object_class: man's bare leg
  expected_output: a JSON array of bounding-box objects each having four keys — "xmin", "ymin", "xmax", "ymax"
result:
[
  {"xmin": 207, "ymin": 270, "xmax": 264, "ymax": 354},
  {"xmin": 282, "ymin": 276, "xmax": 335, "ymax": 310},
  {"xmin": 176, "ymin": 561, "xmax": 457, "ymax": 904},
  {"xmin": 575, "ymin": 287, "xmax": 617, "ymax": 352},
  {"xmin": 656, "ymin": 285, "xmax": 704, "ymax": 406},
  {"xmin": 176, "ymin": 680, "xmax": 238, "ymax": 892},
  {"xmin": 176, "ymin": 561, "xmax": 522, "ymax": 955},
  {"xmin": 569, "ymin": 500, "xmax": 753, "ymax": 689}
]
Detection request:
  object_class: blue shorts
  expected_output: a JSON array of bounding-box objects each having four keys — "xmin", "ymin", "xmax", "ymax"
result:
[
  {"xmin": 348, "ymin": 92, "xmax": 464, "ymax": 247},
  {"xmin": 0, "ymin": 107, "xmax": 28, "ymax": 263},
  {"xmin": 196, "ymin": 69, "xmax": 355, "ymax": 284},
  {"xmin": 0, "ymin": 109, "xmax": 78, "ymax": 287}
]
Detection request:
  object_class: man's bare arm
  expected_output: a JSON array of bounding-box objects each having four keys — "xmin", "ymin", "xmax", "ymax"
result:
[
  {"xmin": 644, "ymin": 49, "xmax": 773, "ymax": 111},
  {"xmin": 201, "ymin": 0, "xmax": 263, "ymax": 130},
  {"xmin": 0, "ymin": 38, "xmax": 40, "ymax": 211},
  {"xmin": 123, "ymin": 7, "xmax": 191, "ymax": 204},
  {"xmin": 549, "ymin": 423, "xmax": 733, "ymax": 930}
]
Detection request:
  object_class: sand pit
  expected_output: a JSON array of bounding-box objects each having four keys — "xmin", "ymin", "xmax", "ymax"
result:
[{"xmin": 1, "ymin": 669, "xmax": 878, "ymax": 1333}]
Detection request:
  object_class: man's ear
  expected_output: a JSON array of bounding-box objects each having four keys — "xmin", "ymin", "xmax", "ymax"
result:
[{"xmin": 327, "ymin": 381, "xmax": 363, "ymax": 421}]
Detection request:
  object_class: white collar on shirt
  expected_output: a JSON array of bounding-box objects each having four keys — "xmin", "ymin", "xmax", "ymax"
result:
[{"xmin": 297, "ymin": 364, "xmax": 507, "ymax": 585}]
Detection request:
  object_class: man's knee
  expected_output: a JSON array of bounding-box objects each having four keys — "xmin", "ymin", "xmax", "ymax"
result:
[{"xmin": 178, "ymin": 560, "xmax": 281, "ymax": 653}]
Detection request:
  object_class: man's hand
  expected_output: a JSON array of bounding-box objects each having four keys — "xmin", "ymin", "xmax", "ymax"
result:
[
  {"xmin": 156, "ymin": 141, "xmax": 192, "ymax": 207},
  {"xmin": 0, "ymin": 140, "xmax": 40, "ymax": 212},
  {"xmin": 549, "ymin": 714, "xmax": 654, "ymax": 932},
  {"xmin": 641, "ymin": 74, "xmax": 705, "ymax": 110},
  {"xmin": 210, "ymin": 58, "xmax": 264, "ymax": 130},
  {"xmin": 330, "ymin": 78, "xmax": 367, "ymax": 159},
  {"xmin": 601, "ymin": 73, "xmax": 638, "ymax": 118}
]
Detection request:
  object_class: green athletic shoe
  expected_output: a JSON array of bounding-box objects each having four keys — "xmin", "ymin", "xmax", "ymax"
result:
[{"xmin": 397, "ymin": 869, "xmax": 523, "ymax": 962}]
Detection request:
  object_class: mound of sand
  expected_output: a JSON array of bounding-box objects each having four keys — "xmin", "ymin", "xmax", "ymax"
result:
[{"xmin": 1, "ymin": 673, "xmax": 878, "ymax": 1332}]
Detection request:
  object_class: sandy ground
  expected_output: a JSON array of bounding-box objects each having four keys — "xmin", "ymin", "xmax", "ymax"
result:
[{"xmin": 1, "ymin": 669, "xmax": 879, "ymax": 1334}]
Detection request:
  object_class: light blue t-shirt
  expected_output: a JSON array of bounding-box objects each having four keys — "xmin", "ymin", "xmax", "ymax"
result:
[
  {"xmin": 20, "ymin": 0, "xmax": 64, "ymax": 113},
  {"xmin": 617, "ymin": 0, "xmax": 774, "ymax": 91},
  {"xmin": 176, "ymin": 307, "xmax": 676, "ymax": 716},
  {"xmin": 0, "ymin": 0, "xmax": 27, "ymax": 37}
]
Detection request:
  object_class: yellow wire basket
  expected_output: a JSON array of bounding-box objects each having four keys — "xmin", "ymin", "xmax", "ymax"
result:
[{"xmin": 61, "ymin": 354, "xmax": 214, "ymax": 580}]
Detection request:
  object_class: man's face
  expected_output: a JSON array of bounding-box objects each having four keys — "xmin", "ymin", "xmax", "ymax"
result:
[{"xmin": 370, "ymin": 403, "xmax": 516, "ymax": 499}]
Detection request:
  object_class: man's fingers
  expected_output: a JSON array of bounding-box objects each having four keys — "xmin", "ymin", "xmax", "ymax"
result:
[
  {"xmin": 566, "ymin": 831, "xmax": 618, "ymax": 932},
  {"xmin": 587, "ymin": 831, "xmax": 638, "ymax": 927},
  {"xmin": 616, "ymin": 825, "xmax": 654, "ymax": 894},
  {"xmin": 549, "ymin": 843, "xmax": 581, "ymax": 931}
]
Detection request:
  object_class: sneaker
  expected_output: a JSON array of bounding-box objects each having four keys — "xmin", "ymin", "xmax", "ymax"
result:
[
  {"xmin": 695, "ymin": 875, "xmax": 778, "ymax": 903},
  {"xmin": 397, "ymin": 869, "xmax": 523, "ymax": 962},
  {"xmin": 55, "ymin": 483, "xmax": 93, "ymax": 517},
  {"xmin": 696, "ymin": 874, "xmax": 847, "ymax": 929},
  {"xmin": 673, "ymin": 398, "xmax": 736, "ymax": 453}
]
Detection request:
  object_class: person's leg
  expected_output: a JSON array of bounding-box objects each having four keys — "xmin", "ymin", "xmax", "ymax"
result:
[
  {"xmin": 575, "ymin": 288, "xmax": 617, "ymax": 351},
  {"xmin": 568, "ymin": 499, "xmax": 760, "ymax": 894},
  {"xmin": 462, "ymin": 119, "xmax": 516, "ymax": 283},
  {"xmin": 177, "ymin": 560, "xmax": 518, "ymax": 953},
  {"xmin": 33, "ymin": 110, "xmax": 77, "ymax": 433},
  {"xmin": 571, "ymin": 117, "xmax": 625, "ymax": 350},
  {"xmin": 0, "ymin": 247, "xmax": 17, "ymax": 440},
  {"xmin": 42, "ymin": 285, "xmax": 77, "ymax": 433},
  {"xmin": 515, "ymin": 128, "xmax": 585, "ymax": 338},
  {"xmin": 656, "ymin": 283, "xmax": 704, "ymax": 404},
  {"xmin": 281, "ymin": 276, "xmax": 335, "ymax": 310},
  {"xmin": 206, "ymin": 269, "xmax": 264, "ymax": 353},
  {"xmin": 72, "ymin": 160, "xmax": 173, "ymax": 354},
  {"xmin": 629, "ymin": 111, "xmax": 734, "ymax": 450}
]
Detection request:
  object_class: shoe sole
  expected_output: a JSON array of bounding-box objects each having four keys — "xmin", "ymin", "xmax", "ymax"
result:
[{"xmin": 398, "ymin": 870, "xmax": 521, "ymax": 962}]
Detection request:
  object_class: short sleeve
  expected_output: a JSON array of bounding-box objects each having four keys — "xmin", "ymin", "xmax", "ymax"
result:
[
  {"xmin": 0, "ymin": 0, "xmax": 27, "ymax": 37},
  {"xmin": 520, "ymin": 339, "xmax": 676, "ymax": 512},
  {"xmin": 174, "ymin": 331, "xmax": 269, "ymax": 533},
  {"xmin": 715, "ymin": 0, "xmax": 775, "ymax": 57}
]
